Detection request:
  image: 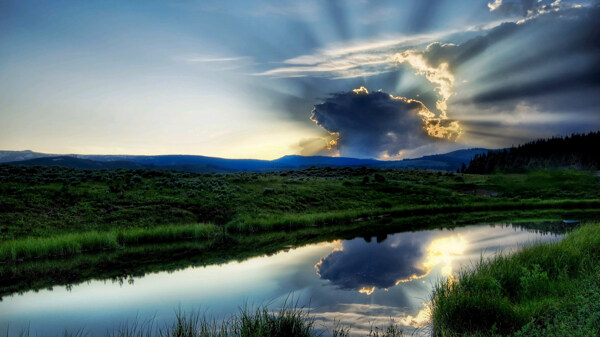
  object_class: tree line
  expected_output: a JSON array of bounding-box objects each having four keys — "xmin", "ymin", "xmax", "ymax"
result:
[{"xmin": 462, "ymin": 131, "xmax": 600, "ymax": 174}]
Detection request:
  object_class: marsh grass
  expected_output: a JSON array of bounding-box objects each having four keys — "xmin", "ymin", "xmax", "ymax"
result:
[
  {"xmin": 3, "ymin": 204, "xmax": 598, "ymax": 263},
  {"xmin": 431, "ymin": 223, "xmax": 600, "ymax": 336},
  {"xmin": 6, "ymin": 303, "xmax": 404, "ymax": 337},
  {"xmin": 0, "ymin": 223, "xmax": 217, "ymax": 261},
  {"xmin": 227, "ymin": 199, "xmax": 600, "ymax": 232}
]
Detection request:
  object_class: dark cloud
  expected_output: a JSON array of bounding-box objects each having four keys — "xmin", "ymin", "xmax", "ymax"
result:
[
  {"xmin": 472, "ymin": 68, "xmax": 600, "ymax": 104},
  {"xmin": 309, "ymin": 88, "xmax": 458, "ymax": 158},
  {"xmin": 469, "ymin": 7, "xmax": 600, "ymax": 109},
  {"xmin": 414, "ymin": 6, "xmax": 600, "ymax": 116},
  {"xmin": 315, "ymin": 233, "xmax": 430, "ymax": 291}
]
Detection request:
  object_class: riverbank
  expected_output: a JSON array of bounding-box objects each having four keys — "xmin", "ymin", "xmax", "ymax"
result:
[
  {"xmin": 0, "ymin": 214, "xmax": 580, "ymax": 298},
  {"xmin": 431, "ymin": 223, "xmax": 600, "ymax": 336},
  {"xmin": 2, "ymin": 202, "xmax": 599, "ymax": 263}
]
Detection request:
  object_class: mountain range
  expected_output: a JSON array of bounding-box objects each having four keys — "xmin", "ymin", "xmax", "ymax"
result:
[{"xmin": 0, "ymin": 148, "xmax": 489, "ymax": 172}]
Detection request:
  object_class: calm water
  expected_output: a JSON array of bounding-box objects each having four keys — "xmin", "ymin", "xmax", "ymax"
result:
[{"xmin": 1, "ymin": 224, "xmax": 562, "ymax": 336}]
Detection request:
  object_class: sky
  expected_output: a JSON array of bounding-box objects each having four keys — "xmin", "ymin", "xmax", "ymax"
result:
[{"xmin": 1, "ymin": 0, "xmax": 599, "ymax": 160}]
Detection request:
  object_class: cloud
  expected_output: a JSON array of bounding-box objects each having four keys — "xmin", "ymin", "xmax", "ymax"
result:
[
  {"xmin": 297, "ymin": 136, "xmax": 338, "ymax": 156},
  {"xmin": 256, "ymin": 32, "xmax": 449, "ymax": 79},
  {"xmin": 394, "ymin": 6, "xmax": 600, "ymax": 115},
  {"xmin": 487, "ymin": 0, "xmax": 567, "ymax": 17},
  {"xmin": 391, "ymin": 47, "xmax": 455, "ymax": 117},
  {"xmin": 315, "ymin": 231, "xmax": 467, "ymax": 293},
  {"xmin": 309, "ymin": 87, "xmax": 460, "ymax": 158},
  {"xmin": 315, "ymin": 234, "xmax": 429, "ymax": 291},
  {"xmin": 261, "ymin": 5, "xmax": 600, "ymax": 153},
  {"xmin": 458, "ymin": 7, "xmax": 600, "ymax": 107}
]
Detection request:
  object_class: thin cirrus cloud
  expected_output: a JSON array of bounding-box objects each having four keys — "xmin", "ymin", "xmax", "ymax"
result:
[{"xmin": 257, "ymin": 32, "xmax": 450, "ymax": 79}]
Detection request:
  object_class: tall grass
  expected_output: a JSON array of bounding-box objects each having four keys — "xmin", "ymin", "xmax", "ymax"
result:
[
  {"xmin": 7, "ymin": 303, "xmax": 404, "ymax": 337},
  {"xmin": 0, "ymin": 223, "xmax": 218, "ymax": 261},
  {"xmin": 431, "ymin": 223, "xmax": 600, "ymax": 336},
  {"xmin": 3, "ymin": 200, "xmax": 600, "ymax": 262},
  {"xmin": 227, "ymin": 199, "xmax": 600, "ymax": 233}
]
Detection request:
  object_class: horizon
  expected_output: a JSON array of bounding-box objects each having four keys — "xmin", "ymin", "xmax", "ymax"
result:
[
  {"xmin": 0, "ymin": 145, "xmax": 490, "ymax": 162},
  {"xmin": 1, "ymin": 1, "xmax": 599, "ymax": 160}
]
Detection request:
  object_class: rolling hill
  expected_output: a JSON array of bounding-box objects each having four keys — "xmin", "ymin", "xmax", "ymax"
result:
[{"xmin": 1, "ymin": 148, "xmax": 488, "ymax": 172}]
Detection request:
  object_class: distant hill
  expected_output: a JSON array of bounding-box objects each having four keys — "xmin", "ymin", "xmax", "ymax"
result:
[
  {"xmin": 376, "ymin": 148, "xmax": 488, "ymax": 171},
  {"xmin": 272, "ymin": 155, "xmax": 379, "ymax": 168},
  {"xmin": 2, "ymin": 148, "xmax": 489, "ymax": 172},
  {"xmin": 0, "ymin": 150, "xmax": 54, "ymax": 163},
  {"xmin": 6, "ymin": 156, "xmax": 147, "ymax": 170},
  {"xmin": 465, "ymin": 131, "xmax": 600, "ymax": 173}
]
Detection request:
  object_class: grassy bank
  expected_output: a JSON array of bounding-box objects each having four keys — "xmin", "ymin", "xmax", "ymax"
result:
[
  {"xmin": 431, "ymin": 223, "xmax": 600, "ymax": 336},
  {"xmin": 0, "ymin": 223, "xmax": 218, "ymax": 261},
  {"xmin": 1, "ymin": 212, "xmax": 591, "ymax": 298},
  {"xmin": 226, "ymin": 199, "xmax": 600, "ymax": 232},
  {"xmin": 3, "ymin": 205, "xmax": 599, "ymax": 263}
]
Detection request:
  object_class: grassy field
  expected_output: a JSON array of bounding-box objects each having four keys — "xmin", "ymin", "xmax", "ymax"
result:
[
  {"xmin": 1, "ymin": 165, "xmax": 599, "ymax": 262},
  {"xmin": 431, "ymin": 223, "xmax": 600, "ymax": 336}
]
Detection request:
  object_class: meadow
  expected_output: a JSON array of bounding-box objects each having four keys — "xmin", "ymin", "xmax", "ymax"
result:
[{"xmin": 1, "ymin": 165, "xmax": 599, "ymax": 262}]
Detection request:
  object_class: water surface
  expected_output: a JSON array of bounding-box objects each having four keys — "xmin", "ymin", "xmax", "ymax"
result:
[{"xmin": 1, "ymin": 223, "xmax": 562, "ymax": 336}]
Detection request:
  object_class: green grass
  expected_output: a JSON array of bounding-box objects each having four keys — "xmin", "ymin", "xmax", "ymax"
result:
[
  {"xmin": 2, "ymin": 203, "xmax": 599, "ymax": 263},
  {"xmin": 0, "ymin": 223, "xmax": 218, "ymax": 261},
  {"xmin": 227, "ymin": 199, "xmax": 600, "ymax": 232},
  {"xmin": 431, "ymin": 223, "xmax": 600, "ymax": 336},
  {"xmin": 2, "ymin": 165, "xmax": 599, "ymax": 240}
]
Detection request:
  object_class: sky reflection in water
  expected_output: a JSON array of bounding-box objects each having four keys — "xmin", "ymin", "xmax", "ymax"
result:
[{"xmin": 0, "ymin": 224, "xmax": 561, "ymax": 336}]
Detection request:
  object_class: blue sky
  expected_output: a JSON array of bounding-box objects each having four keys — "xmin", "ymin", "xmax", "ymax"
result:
[{"xmin": 1, "ymin": 0, "xmax": 599, "ymax": 159}]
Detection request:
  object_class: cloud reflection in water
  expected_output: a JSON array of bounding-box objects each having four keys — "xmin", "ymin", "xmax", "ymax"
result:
[{"xmin": 316, "ymin": 231, "xmax": 468, "ymax": 294}]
